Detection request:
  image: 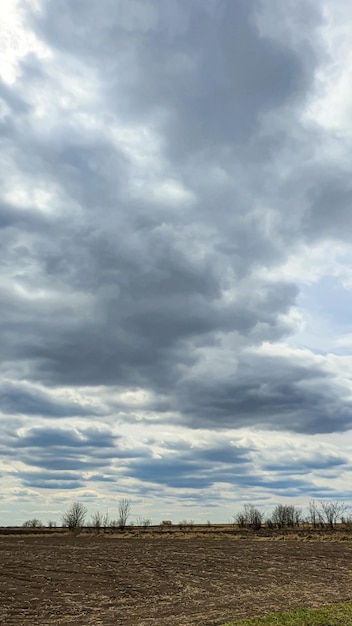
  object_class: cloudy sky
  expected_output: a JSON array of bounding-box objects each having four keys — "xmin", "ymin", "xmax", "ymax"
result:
[{"xmin": 1, "ymin": 0, "xmax": 352, "ymax": 526}]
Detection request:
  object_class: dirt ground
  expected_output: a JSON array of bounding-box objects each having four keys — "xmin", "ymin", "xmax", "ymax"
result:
[{"xmin": 1, "ymin": 535, "xmax": 352, "ymax": 626}]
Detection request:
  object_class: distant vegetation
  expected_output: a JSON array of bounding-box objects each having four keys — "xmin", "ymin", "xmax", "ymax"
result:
[
  {"xmin": 234, "ymin": 500, "xmax": 352, "ymax": 530},
  {"xmin": 234, "ymin": 500, "xmax": 349, "ymax": 531},
  {"xmin": 17, "ymin": 499, "xmax": 352, "ymax": 533},
  {"xmin": 22, "ymin": 518, "xmax": 43, "ymax": 529}
]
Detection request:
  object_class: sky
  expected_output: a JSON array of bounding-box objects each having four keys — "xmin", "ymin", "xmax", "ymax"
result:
[{"xmin": 1, "ymin": 0, "xmax": 352, "ymax": 526}]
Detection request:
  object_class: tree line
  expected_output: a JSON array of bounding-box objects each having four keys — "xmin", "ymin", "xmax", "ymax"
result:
[
  {"xmin": 234, "ymin": 500, "xmax": 349, "ymax": 531},
  {"xmin": 22, "ymin": 499, "xmax": 136, "ymax": 531},
  {"xmin": 20, "ymin": 499, "xmax": 352, "ymax": 531}
]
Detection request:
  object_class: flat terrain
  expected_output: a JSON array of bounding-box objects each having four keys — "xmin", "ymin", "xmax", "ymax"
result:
[{"xmin": 1, "ymin": 534, "xmax": 352, "ymax": 625}]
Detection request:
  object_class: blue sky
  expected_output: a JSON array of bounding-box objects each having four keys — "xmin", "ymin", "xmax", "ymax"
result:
[{"xmin": 1, "ymin": 0, "xmax": 352, "ymax": 526}]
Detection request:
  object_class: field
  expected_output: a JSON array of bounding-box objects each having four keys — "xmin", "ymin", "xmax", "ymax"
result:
[{"xmin": 1, "ymin": 532, "xmax": 352, "ymax": 625}]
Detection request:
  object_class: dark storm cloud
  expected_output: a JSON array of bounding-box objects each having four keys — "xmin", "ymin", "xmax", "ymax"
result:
[
  {"xmin": 126, "ymin": 440, "xmax": 323, "ymax": 496},
  {"xmin": 18, "ymin": 471, "xmax": 84, "ymax": 490},
  {"xmin": 20, "ymin": 455, "xmax": 103, "ymax": 472},
  {"xmin": 235, "ymin": 475, "xmax": 309, "ymax": 492},
  {"xmin": 1, "ymin": 0, "xmax": 351, "ymax": 454},
  {"xmin": 0, "ymin": 78, "xmax": 31, "ymax": 123},
  {"xmin": 0, "ymin": 382, "xmax": 103, "ymax": 417},
  {"xmin": 263, "ymin": 453, "xmax": 348, "ymax": 473},
  {"xmin": 28, "ymin": 0, "xmax": 317, "ymax": 155},
  {"xmin": 21, "ymin": 275, "xmax": 299, "ymax": 391},
  {"xmin": 2, "ymin": 424, "xmax": 143, "ymax": 486},
  {"xmin": 13, "ymin": 425, "xmax": 115, "ymax": 449},
  {"xmin": 128, "ymin": 440, "xmax": 250, "ymax": 489},
  {"xmin": 129, "ymin": 461, "xmax": 212, "ymax": 490},
  {"xmin": 0, "ymin": 201, "xmax": 53, "ymax": 231},
  {"xmin": 175, "ymin": 352, "xmax": 352, "ymax": 433},
  {"xmin": 303, "ymin": 172, "xmax": 352, "ymax": 241}
]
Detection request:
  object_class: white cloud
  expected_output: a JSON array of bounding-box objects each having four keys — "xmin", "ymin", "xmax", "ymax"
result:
[
  {"xmin": 0, "ymin": 0, "xmax": 49, "ymax": 84},
  {"xmin": 305, "ymin": 1, "xmax": 352, "ymax": 135}
]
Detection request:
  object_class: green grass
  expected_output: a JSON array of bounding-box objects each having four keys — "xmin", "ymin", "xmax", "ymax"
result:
[{"xmin": 222, "ymin": 601, "xmax": 352, "ymax": 625}]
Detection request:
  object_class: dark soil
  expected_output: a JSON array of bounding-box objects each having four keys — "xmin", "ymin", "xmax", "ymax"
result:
[{"xmin": 1, "ymin": 535, "xmax": 352, "ymax": 625}]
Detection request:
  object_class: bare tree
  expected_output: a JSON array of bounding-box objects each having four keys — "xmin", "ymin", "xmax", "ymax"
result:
[
  {"xmin": 319, "ymin": 501, "xmax": 347, "ymax": 529},
  {"xmin": 294, "ymin": 507, "xmax": 303, "ymax": 526},
  {"xmin": 307, "ymin": 500, "xmax": 319, "ymax": 528},
  {"xmin": 266, "ymin": 517, "xmax": 274, "ymax": 530},
  {"xmin": 62, "ymin": 501, "xmax": 87, "ymax": 531},
  {"xmin": 118, "ymin": 498, "xmax": 131, "ymax": 530},
  {"xmin": 235, "ymin": 510, "xmax": 247, "ymax": 528},
  {"xmin": 91, "ymin": 511, "xmax": 103, "ymax": 530},
  {"xmin": 102, "ymin": 511, "xmax": 110, "ymax": 529}
]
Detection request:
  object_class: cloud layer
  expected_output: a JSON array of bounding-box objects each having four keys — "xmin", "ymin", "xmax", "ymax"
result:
[{"xmin": 1, "ymin": 0, "xmax": 352, "ymax": 524}]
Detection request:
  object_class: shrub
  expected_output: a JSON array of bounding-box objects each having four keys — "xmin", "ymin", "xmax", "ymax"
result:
[
  {"xmin": 91, "ymin": 511, "xmax": 104, "ymax": 530},
  {"xmin": 136, "ymin": 515, "xmax": 152, "ymax": 528},
  {"xmin": 109, "ymin": 519, "xmax": 120, "ymax": 529},
  {"xmin": 271, "ymin": 504, "xmax": 301, "ymax": 529},
  {"xmin": 22, "ymin": 518, "xmax": 43, "ymax": 528},
  {"xmin": 234, "ymin": 504, "xmax": 264, "ymax": 530}
]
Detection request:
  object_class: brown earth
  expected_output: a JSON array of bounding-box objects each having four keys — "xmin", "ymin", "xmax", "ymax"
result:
[{"xmin": 1, "ymin": 534, "xmax": 352, "ymax": 625}]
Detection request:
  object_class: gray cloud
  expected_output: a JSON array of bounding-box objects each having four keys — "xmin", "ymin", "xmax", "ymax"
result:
[
  {"xmin": 18, "ymin": 471, "xmax": 84, "ymax": 490},
  {"xmin": 128, "ymin": 446, "xmax": 250, "ymax": 490},
  {"xmin": 0, "ymin": 1, "xmax": 320, "ymax": 397},
  {"xmin": 263, "ymin": 453, "xmax": 348, "ymax": 474},
  {"xmin": 1, "ymin": 423, "xmax": 141, "ymax": 487},
  {"xmin": 303, "ymin": 173, "xmax": 352, "ymax": 241},
  {"xmin": 174, "ymin": 352, "xmax": 352, "ymax": 433},
  {"xmin": 0, "ymin": 382, "xmax": 103, "ymax": 418},
  {"xmin": 125, "ymin": 438, "xmax": 339, "ymax": 497},
  {"xmin": 28, "ymin": 0, "xmax": 318, "ymax": 156},
  {"xmin": 1, "ymin": 0, "xmax": 352, "ymax": 521}
]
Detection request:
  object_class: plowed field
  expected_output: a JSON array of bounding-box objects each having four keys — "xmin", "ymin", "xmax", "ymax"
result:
[{"xmin": 1, "ymin": 535, "xmax": 352, "ymax": 625}]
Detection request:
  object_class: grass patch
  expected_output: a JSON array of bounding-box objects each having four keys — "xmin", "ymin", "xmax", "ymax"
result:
[{"xmin": 222, "ymin": 601, "xmax": 352, "ymax": 625}]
